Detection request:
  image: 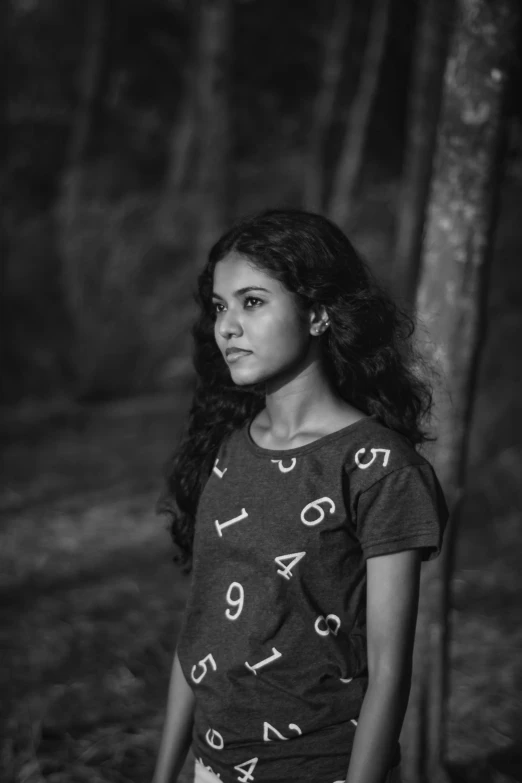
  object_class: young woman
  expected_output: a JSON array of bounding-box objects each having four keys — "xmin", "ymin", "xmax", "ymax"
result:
[{"xmin": 152, "ymin": 210, "xmax": 448, "ymax": 783}]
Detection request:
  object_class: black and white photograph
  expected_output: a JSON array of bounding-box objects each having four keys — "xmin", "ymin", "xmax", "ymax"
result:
[{"xmin": 2, "ymin": 1, "xmax": 521, "ymax": 782}]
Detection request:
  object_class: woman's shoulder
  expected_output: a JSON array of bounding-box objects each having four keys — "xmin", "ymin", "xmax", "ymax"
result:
[{"xmin": 340, "ymin": 416, "xmax": 432, "ymax": 484}]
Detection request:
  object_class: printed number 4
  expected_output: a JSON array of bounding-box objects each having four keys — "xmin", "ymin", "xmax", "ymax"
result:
[
  {"xmin": 274, "ymin": 552, "xmax": 306, "ymax": 580},
  {"xmin": 234, "ymin": 757, "xmax": 258, "ymax": 783},
  {"xmin": 191, "ymin": 653, "xmax": 217, "ymax": 684}
]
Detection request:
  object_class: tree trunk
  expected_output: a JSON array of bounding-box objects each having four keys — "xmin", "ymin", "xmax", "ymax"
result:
[
  {"xmin": 156, "ymin": 3, "xmax": 199, "ymax": 245},
  {"xmin": 61, "ymin": 0, "xmax": 106, "ymax": 229},
  {"xmin": 392, "ymin": 0, "xmax": 453, "ymax": 307},
  {"xmin": 0, "ymin": 0, "xmax": 8, "ymax": 398},
  {"xmin": 156, "ymin": 0, "xmax": 230, "ymax": 258},
  {"xmin": 193, "ymin": 0, "xmax": 232, "ymax": 265},
  {"xmin": 404, "ymin": 2, "xmax": 520, "ymax": 781},
  {"xmin": 303, "ymin": 0, "xmax": 353, "ymax": 212},
  {"xmin": 327, "ymin": 0, "xmax": 391, "ymax": 229},
  {"xmin": 156, "ymin": 82, "xmax": 198, "ymax": 245}
]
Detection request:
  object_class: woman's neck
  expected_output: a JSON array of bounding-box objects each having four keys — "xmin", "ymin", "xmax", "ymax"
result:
[{"xmin": 260, "ymin": 363, "xmax": 360, "ymax": 442}]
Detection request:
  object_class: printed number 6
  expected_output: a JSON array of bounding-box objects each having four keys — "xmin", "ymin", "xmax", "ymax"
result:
[
  {"xmin": 301, "ymin": 497, "xmax": 335, "ymax": 526},
  {"xmin": 191, "ymin": 653, "xmax": 217, "ymax": 684},
  {"xmin": 225, "ymin": 581, "xmax": 244, "ymax": 621}
]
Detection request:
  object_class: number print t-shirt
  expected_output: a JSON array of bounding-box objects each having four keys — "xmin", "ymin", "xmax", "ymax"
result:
[{"xmin": 176, "ymin": 415, "xmax": 448, "ymax": 783}]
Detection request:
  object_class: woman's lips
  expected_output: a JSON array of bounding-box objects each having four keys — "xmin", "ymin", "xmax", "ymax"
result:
[{"xmin": 225, "ymin": 349, "xmax": 252, "ymax": 363}]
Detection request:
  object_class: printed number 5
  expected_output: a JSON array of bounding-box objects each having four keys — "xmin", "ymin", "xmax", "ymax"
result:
[
  {"xmin": 354, "ymin": 448, "xmax": 390, "ymax": 469},
  {"xmin": 191, "ymin": 653, "xmax": 217, "ymax": 684}
]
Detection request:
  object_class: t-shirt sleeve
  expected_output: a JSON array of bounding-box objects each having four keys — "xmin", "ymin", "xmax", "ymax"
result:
[{"xmin": 354, "ymin": 464, "xmax": 448, "ymax": 561}]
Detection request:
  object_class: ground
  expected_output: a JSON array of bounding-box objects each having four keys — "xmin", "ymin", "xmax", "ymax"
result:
[{"xmin": 1, "ymin": 383, "xmax": 521, "ymax": 783}]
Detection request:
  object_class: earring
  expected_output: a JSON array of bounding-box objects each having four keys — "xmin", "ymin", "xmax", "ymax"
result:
[{"xmin": 314, "ymin": 321, "xmax": 329, "ymax": 335}]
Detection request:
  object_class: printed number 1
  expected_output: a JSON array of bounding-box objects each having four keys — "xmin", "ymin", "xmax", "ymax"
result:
[
  {"xmin": 234, "ymin": 757, "xmax": 259, "ymax": 782},
  {"xmin": 215, "ymin": 507, "xmax": 248, "ymax": 538},
  {"xmin": 245, "ymin": 647, "xmax": 282, "ymax": 674}
]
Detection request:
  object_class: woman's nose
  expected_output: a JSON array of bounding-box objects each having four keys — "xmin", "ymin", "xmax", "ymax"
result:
[{"xmin": 218, "ymin": 308, "xmax": 242, "ymax": 338}]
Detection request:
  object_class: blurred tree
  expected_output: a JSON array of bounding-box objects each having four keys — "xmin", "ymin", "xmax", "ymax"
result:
[
  {"xmin": 157, "ymin": 0, "xmax": 231, "ymax": 261},
  {"xmin": 0, "ymin": 0, "xmax": 8, "ymax": 398},
  {"xmin": 54, "ymin": 0, "xmax": 108, "ymax": 399},
  {"xmin": 392, "ymin": 0, "xmax": 453, "ymax": 307},
  {"xmin": 303, "ymin": 0, "xmax": 353, "ymax": 212},
  {"xmin": 193, "ymin": 0, "xmax": 232, "ymax": 263},
  {"xmin": 402, "ymin": 2, "xmax": 521, "ymax": 781},
  {"xmin": 327, "ymin": 0, "xmax": 391, "ymax": 229},
  {"xmin": 61, "ymin": 0, "xmax": 107, "ymax": 228},
  {"xmin": 156, "ymin": 1, "xmax": 198, "ymax": 245}
]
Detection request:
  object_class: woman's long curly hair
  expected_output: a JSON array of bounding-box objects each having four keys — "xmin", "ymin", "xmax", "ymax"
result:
[{"xmin": 158, "ymin": 209, "xmax": 433, "ymax": 571}]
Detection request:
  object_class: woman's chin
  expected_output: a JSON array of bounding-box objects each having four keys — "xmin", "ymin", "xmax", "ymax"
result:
[
  {"xmin": 228, "ymin": 364, "xmax": 266, "ymax": 386},
  {"xmin": 229, "ymin": 370, "xmax": 260, "ymax": 386}
]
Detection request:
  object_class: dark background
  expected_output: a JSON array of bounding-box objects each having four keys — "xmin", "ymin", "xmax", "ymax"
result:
[{"xmin": 2, "ymin": 1, "xmax": 522, "ymax": 781}]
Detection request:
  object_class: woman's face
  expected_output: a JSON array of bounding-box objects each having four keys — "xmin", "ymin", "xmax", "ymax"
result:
[{"xmin": 212, "ymin": 252, "xmax": 317, "ymax": 387}]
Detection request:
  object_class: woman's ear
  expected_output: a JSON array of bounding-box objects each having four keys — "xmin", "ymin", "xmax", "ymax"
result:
[{"xmin": 309, "ymin": 306, "xmax": 330, "ymax": 336}]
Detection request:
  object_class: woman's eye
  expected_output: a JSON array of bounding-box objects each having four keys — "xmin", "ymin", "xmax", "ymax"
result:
[
  {"xmin": 244, "ymin": 297, "xmax": 263, "ymax": 308},
  {"xmin": 211, "ymin": 297, "xmax": 262, "ymax": 316}
]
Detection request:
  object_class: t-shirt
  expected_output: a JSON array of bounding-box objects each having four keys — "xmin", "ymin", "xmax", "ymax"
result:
[{"xmin": 176, "ymin": 415, "xmax": 448, "ymax": 783}]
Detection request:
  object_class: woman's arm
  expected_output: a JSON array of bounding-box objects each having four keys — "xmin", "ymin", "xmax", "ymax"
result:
[
  {"xmin": 345, "ymin": 549, "xmax": 422, "ymax": 783},
  {"xmin": 152, "ymin": 648, "xmax": 196, "ymax": 783}
]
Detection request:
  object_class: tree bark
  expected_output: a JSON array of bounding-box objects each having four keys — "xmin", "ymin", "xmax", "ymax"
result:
[
  {"xmin": 62, "ymin": 0, "xmax": 106, "ymax": 229},
  {"xmin": 156, "ymin": 3, "xmax": 199, "ymax": 245},
  {"xmin": 327, "ymin": 0, "xmax": 391, "ymax": 229},
  {"xmin": 0, "ymin": 0, "xmax": 8, "ymax": 398},
  {"xmin": 392, "ymin": 0, "xmax": 453, "ymax": 307},
  {"xmin": 156, "ymin": 81, "xmax": 198, "ymax": 245},
  {"xmin": 303, "ymin": 0, "xmax": 353, "ymax": 212},
  {"xmin": 193, "ymin": 0, "xmax": 232, "ymax": 265},
  {"xmin": 405, "ymin": 2, "xmax": 520, "ymax": 781}
]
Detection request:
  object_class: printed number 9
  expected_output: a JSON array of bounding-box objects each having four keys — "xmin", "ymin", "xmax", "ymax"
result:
[{"xmin": 225, "ymin": 581, "xmax": 244, "ymax": 621}]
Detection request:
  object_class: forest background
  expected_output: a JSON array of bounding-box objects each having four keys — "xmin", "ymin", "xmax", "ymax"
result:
[{"xmin": 1, "ymin": 1, "xmax": 522, "ymax": 782}]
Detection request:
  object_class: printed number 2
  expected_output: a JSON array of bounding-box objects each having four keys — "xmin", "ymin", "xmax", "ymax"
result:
[
  {"xmin": 234, "ymin": 757, "xmax": 259, "ymax": 782},
  {"xmin": 263, "ymin": 722, "xmax": 302, "ymax": 741},
  {"xmin": 191, "ymin": 653, "xmax": 217, "ymax": 684}
]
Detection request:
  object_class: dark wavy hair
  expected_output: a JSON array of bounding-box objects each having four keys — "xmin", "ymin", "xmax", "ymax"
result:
[{"xmin": 158, "ymin": 209, "xmax": 433, "ymax": 571}]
